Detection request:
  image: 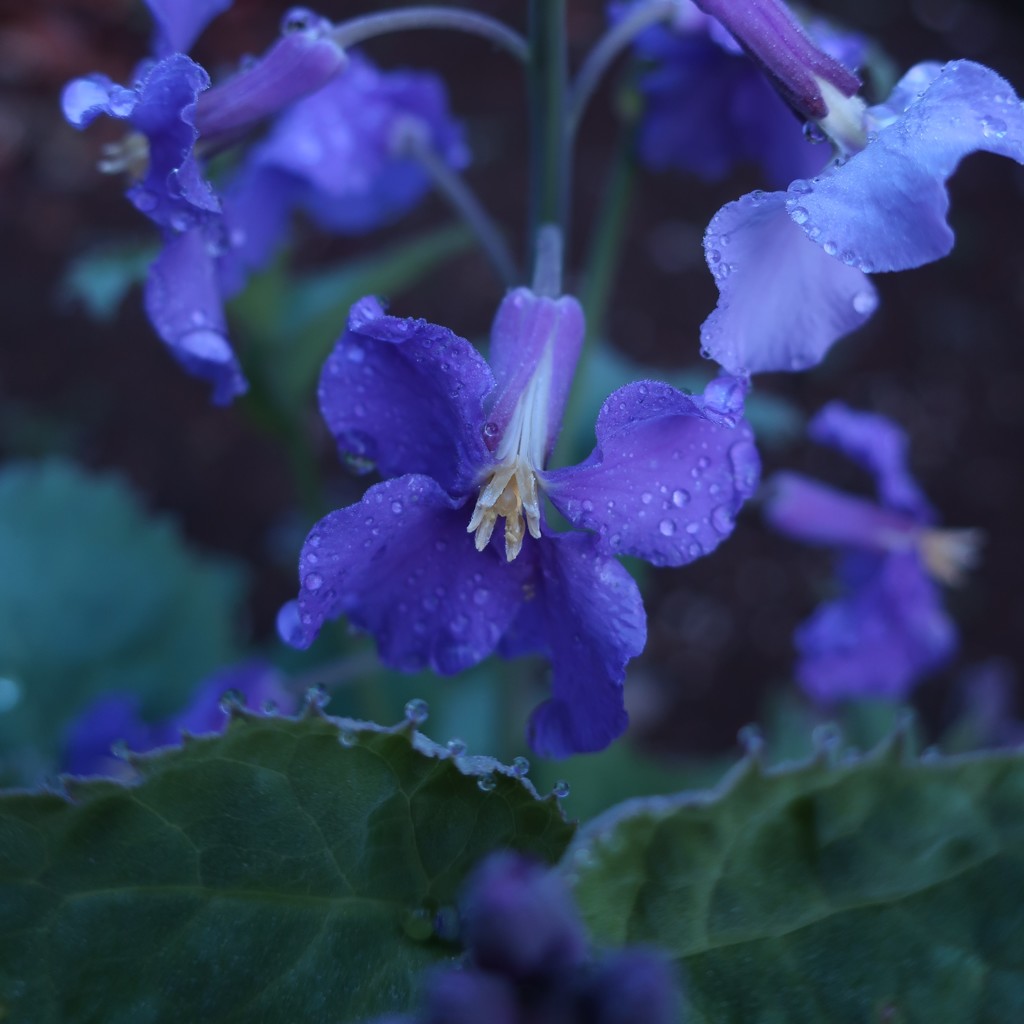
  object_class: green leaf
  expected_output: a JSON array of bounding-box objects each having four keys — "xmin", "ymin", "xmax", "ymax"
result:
[
  {"xmin": 566, "ymin": 731, "xmax": 1024, "ymax": 1022},
  {"xmin": 0, "ymin": 712, "xmax": 575, "ymax": 1022},
  {"xmin": 59, "ymin": 241, "xmax": 156, "ymax": 322},
  {"xmin": 233, "ymin": 225, "xmax": 473, "ymax": 413},
  {"xmin": 0, "ymin": 460, "xmax": 243, "ymax": 782}
]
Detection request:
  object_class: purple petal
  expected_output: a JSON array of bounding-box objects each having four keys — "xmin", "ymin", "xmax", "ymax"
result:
[
  {"xmin": 143, "ymin": 227, "xmax": 248, "ymax": 404},
  {"xmin": 61, "ymin": 695, "xmax": 163, "ymax": 776},
  {"xmin": 808, "ymin": 402, "xmax": 933, "ymax": 519},
  {"xmin": 319, "ymin": 298, "xmax": 494, "ymax": 494},
  {"xmin": 249, "ymin": 53, "xmax": 468, "ymax": 234},
  {"xmin": 286, "ymin": 475, "xmax": 528, "ymax": 674},
  {"xmin": 144, "ymin": 0, "xmax": 232, "ymax": 56},
  {"xmin": 793, "ymin": 60, "xmax": 1024, "ymax": 271},
  {"xmin": 61, "ymin": 74, "xmax": 138, "ymax": 128},
  {"xmin": 174, "ymin": 661, "xmax": 298, "ymax": 734},
  {"xmin": 505, "ymin": 532, "xmax": 646, "ymax": 758},
  {"xmin": 701, "ymin": 189, "xmax": 878, "ymax": 375},
  {"xmin": 195, "ymin": 30, "xmax": 346, "ymax": 143},
  {"xmin": 485, "ymin": 288, "xmax": 585, "ymax": 460},
  {"xmin": 796, "ymin": 551, "xmax": 957, "ymax": 703},
  {"xmin": 128, "ymin": 54, "xmax": 218, "ymax": 229},
  {"xmin": 764, "ymin": 472, "xmax": 918, "ymax": 551},
  {"xmin": 544, "ymin": 379, "xmax": 760, "ymax": 567}
]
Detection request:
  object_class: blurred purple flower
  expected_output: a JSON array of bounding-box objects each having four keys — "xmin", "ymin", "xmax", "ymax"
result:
[
  {"xmin": 764, "ymin": 402, "xmax": 980, "ymax": 703},
  {"xmin": 376, "ymin": 852, "xmax": 680, "ymax": 1024},
  {"xmin": 61, "ymin": 660, "xmax": 298, "ymax": 777},
  {"xmin": 280, "ymin": 288, "xmax": 759, "ymax": 756},
  {"xmin": 700, "ymin": 57, "xmax": 1024, "ymax": 376},
  {"xmin": 619, "ymin": 0, "xmax": 866, "ymax": 187}
]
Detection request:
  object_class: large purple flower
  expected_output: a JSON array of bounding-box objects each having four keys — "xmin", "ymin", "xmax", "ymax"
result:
[
  {"xmin": 61, "ymin": 660, "xmax": 298, "ymax": 777},
  {"xmin": 699, "ymin": 48, "xmax": 1024, "ymax": 375},
  {"xmin": 764, "ymin": 402, "xmax": 978, "ymax": 703},
  {"xmin": 621, "ymin": 0, "xmax": 866, "ymax": 187},
  {"xmin": 281, "ymin": 288, "xmax": 760, "ymax": 757}
]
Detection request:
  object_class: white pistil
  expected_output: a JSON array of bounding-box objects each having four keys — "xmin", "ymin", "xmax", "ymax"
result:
[
  {"xmin": 815, "ymin": 78, "xmax": 869, "ymax": 158},
  {"xmin": 98, "ymin": 131, "xmax": 150, "ymax": 180},
  {"xmin": 468, "ymin": 347, "xmax": 553, "ymax": 562},
  {"xmin": 918, "ymin": 528, "xmax": 984, "ymax": 587}
]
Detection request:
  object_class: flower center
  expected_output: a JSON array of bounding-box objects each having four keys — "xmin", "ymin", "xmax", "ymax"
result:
[
  {"xmin": 815, "ymin": 78, "xmax": 868, "ymax": 159},
  {"xmin": 918, "ymin": 527, "xmax": 984, "ymax": 586},
  {"xmin": 467, "ymin": 348, "xmax": 554, "ymax": 562},
  {"xmin": 98, "ymin": 131, "xmax": 150, "ymax": 180}
]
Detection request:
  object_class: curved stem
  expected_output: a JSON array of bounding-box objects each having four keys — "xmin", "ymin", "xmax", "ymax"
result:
[
  {"xmin": 399, "ymin": 132, "xmax": 519, "ymax": 287},
  {"xmin": 331, "ymin": 7, "xmax": 528, "ymax": 62},
  {"xmin": 568, "ymin": 0, "xmax": 679, "ymax": 137}
]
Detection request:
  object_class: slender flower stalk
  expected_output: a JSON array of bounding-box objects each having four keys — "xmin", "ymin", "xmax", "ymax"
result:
[
  {"xmin": 568, "ymin": 0, "xmax": 681, "ymax": 136},
  {"xmin": 397, "ymin": 125, "xmax": 519, "ymax": 287},
  {"xmin": 329, "ymin": 6, "xmax": 528, "ymax": 62}
]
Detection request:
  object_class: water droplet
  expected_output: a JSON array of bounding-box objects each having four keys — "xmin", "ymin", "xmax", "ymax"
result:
[
  {"xmin": 790, "ymin": 205, "xmax": 809, "ymax": 225},
  {"xmin": 707, "ymin": 248, "xmax": 722, "ymax": 265},
  {"xmin": 401, "ymin": 906, "xmax": 434, "ymax": 942},
  {"xmin": 552, "ymin": 780, "xmax": 570, "ymax": 799},
  {"xmin": 473, "ymin": 589, "xmax": 489, "ymax": 606},
  {"xmin": 477, "ymin": 774, "xmax": 496, "ymax": 792},
  {"xmin": 840, "ymin": 250, "xmax": 857, "ymax": 266},
  {"xmin": 346, "ymin": 345, "xmax": 365, "ymax": 363},
  {"xmin": 281, "ymin": 6, "xmax": 318, "ymax": 33},
  {"xmin": 802, "ymin": 121, "xmax": 827, "ymax": 144},
  {"xmin": 305, "ymin": 683, "xmax": 329, "ymax": 709},
  {"xmin": 823, "ymin": 240, "xmax": 838, "ymax": 257},
  {"xmin": 391, "ymin": 500, "xmax": 403, "ymax": 514},
  {"xmin": 658, "ymin": 519, "xmax": 676, "ymax": 537},
  {"xmin": 133, "ymin": 191, "xmax": 157, "ymax": 213},
  {"xmin": 404, "ymin": 698, "xmax": 429, "ymax": 724},
  {"xmin": 339, "ymin": 729, "xmax": 358, "ymax": 747},
  {"xmin": 711, "ymin": 506, "xmax": 734, "ymax": 535},
  {"xmin": 276, "ymin": 600, "xmax": 304, "ymax": 646},
  {"xmin": 219, "ymin": 688, "xmax": 244, "ymax": 714},
  {"xmin": 737, "ymin": 723, "xmax": 764, "ymax": 755},
  {"xmin": 482, "ymin": 421, "xmax": 499, "ymax": 440},
  {"xmin": 107, "ymin": 85, "xmax": 136, "ymax": 117},
  {"xmin": 110, "ymin": 739, "xmax": 130, "ymax": 761},
  {"xmin": 260, "ymin": 699, "xmax": 278, "ymax": 715},
  {"xmin": 511, "ymin": 756, "xmax": 530, "ymax": 777},
  {"xmin": 728, "ymin": 441, "xmax": 760, "ymax": 494},
  {"xmin": 303, "ymin": 572, "xmax": 323, "ymax": 592},
  {"xmin": 641, "ymin": 492, "xmax": 652, "ymax": 505},
  {"xmin": 671, "ymin": 489, "xmax": 690, "ymax": 508},
  {"xmin": 852, "ymin": 290, "xmax": 877, "ymax": 315},
  {"xmin": 981, "ymin": 115, "xmax": 1008, "ymax": 139},
  {"xmin": 790, "ymin": 178, "xmax": 812, "ymax": 194},
  {"xmin": 446, "ymin": 737, "xmax": 467, "ymax": 756},
  {"xmin": 581, "ymin": 499, "xmax": 594, "ymax": 513}
]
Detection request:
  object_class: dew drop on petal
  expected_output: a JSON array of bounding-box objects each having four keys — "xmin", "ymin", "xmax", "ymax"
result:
[
  {"xmin": 671, "ymin": 489, "xmax": 690, "ymax": 508},
  {"xmin": 404, "ymin": 697, "xmax": 429, "ymax": 724},
  {"xmin": 790, "ymin": 206, "xmax": 809, "ymax": 225},
  {"xmin": 391, "ymin": 500, "xmax": 403, "ymax": 514},
  {"xmin": 260, "ymin": 699, "xmax": 278, "ymax": 715},
  {"xmin": 711, "ymin": 505, "xmax": 734, "ymax": 535},
  {"xmin": 219, "ymin": 688, "xmax": 244, "ymax": 714},
  {"xmin": 823, "ymin": 240, "xmax": 838, "ymax": 257},
  {"xmin": 446, "ymin": 737, "xmax": 467, "ymax": 756},
  {"xmin": 303, "ymin": 572, "xmax": 323, "ymax": 592},
  {"xmin": 552, "ymin": 780, "xmax": 570, "ymax": 799},
  {"xmin": 305, "ymin": 683, "xmax": 329, "ymax": 709},
  {"xmin": 853, "ymin": 290, "xmax": 877, "ymax": 315},
  {"xmin": 658, "ymin": 519, "xmax": 676, "ymax": 537},
  {"xmin": 981, "ymin": 115, "xmax": 1008, "ymax": 138},
  {"xmin": 511, "ymin": 756, "xmax": 530, "ymax": 777},
  {"xmin": 641, "ymin": 492, "xmax": 652, "ymax": 505}
]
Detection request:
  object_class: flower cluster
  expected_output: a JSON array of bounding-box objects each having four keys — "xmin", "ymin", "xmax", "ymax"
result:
[
  {"xmin": 279, "ymin": 284, "xmax": 760, "ymax": 757},
  {"xmin": 763, "ymin": 403, "xmax": 979, "ymax": 703},
  {"xmin": 375, "ymin": 852, "xmax": 680, "ymax": 1024}
]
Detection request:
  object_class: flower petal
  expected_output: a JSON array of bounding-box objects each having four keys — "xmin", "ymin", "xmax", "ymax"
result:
[
  {"xmin": 700, "ymin": 189, "xmax": 878, "ymax": 375},
  {"xmin": 285, "ymin": 475, "xmax": 528, "ymax": 674},
  {"xmin": 143, "ymin": 227, "xmax": 248, "ymax": 404},
  {"xmin": 144, "ymin": 0, "xmax": 231, "ymax": 56},
  {"xmin": 61, "ymin": 695, "xmax": 165, "ymax": 776},
  {"xmin": 319, "ymin": 298, "xmax": 494, "ymax": 494},
  {"xmin": 503, "ymin": 532, "xmax": 645, "ymax": 758},
  {"xmin": 173, "ymin": 661, "xmax": 298, "ymax": 734},
  {"xmin": 544, "ymin": 379, "xmax": 760, "ymax": 567},
  {"xmin": 808, "ymin": 402, "xmax": 933, "ymax": 518},
  {"xmin": 796, "ymin": 551, "xmax": 957, "ymax": 702},
  {"xmin": 764, "ymin": 472, "xmax": 917, "ymax": 550},
  {"xmin": 793, "ymin": 60, "xmax": 1024, "ymax": 271}
]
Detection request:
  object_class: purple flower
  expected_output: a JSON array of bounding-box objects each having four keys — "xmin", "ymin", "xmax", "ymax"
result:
[
  {"xmin": 699, "ymin": 54, "xmax": 1024, "ymax": 376},
  {"xmin": 764, "ymin": 402, "xmax": 980, "ymax": 703},
  {"xmin": 375, "ymin": 852, "xmax": 680, "ymax": 1024},
  {"xmin": 621, "ymin": 0, "xmax": 866, "ymax": 187},
  {"xmin": 281, "ymin": 288, "xmax": 760, "ymax": 757},
  {"xmin": 61, "ymin": 660, "xmax": 298, "ymax": 777}
]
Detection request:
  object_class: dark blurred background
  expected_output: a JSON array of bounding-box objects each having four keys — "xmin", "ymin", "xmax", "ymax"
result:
[{"xmin": 2, "ymin": 0, "xmax": 1023, "ymax": 763}]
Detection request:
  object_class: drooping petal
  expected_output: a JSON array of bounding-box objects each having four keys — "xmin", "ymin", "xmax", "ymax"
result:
[
  {"xmin": 194, "ymin": 23, "xmax": 347, "ymax": 143},
  {"xmin": 808, "ymin": 402, "xmax": 933, "ymax": 519},
  {"xmin": 796, "ymin": 551, "xmax": 957, "ymax": 703},
  {"xmin": 319, "ymin": 298, "xmax": 494, "ymax": 495},
  {"xmin": 793, "ymin": 60, "xmax": 1024, "ymax": 272},
  {"xmin": 484, "ymin": 288, "xmax": 585, "ymax": 461},
  {"xmin": 143, "ymin": 227, "xmax": 248, "ymax": 404},
  {"xmin": 144, "ymin": 0, "xmax": 232, "ymax": 56},
  {"xmin": 501, "ymin": 532, "xmax": 645, "ymax": 758},
  {"xmin": 764, "ymin": 472, "xmax": 918, "ymax": 551},
  {"xmin": 249, "ymin": 53, "xmax": 468, "ymax": 234},
  {"xmin": 700, "ymin": 189, "xmax": 878, "ymax": 375},
  {"xmin": 285, "ymin": 475, "xmax": 528, "ymax": 674},
  {"xmin": 544, "ymin": 379, "xmax": 760, "ymax": 566}
]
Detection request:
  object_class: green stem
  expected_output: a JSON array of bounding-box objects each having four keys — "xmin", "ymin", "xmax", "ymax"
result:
[{"xmin": 527, "ymin": 0, "xmax": 569, "ymax": 259}]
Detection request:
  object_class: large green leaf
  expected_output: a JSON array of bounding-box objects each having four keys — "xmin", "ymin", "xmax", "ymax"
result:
[
  {"xmin": 566, "ymin": 732, "xmax": 1024, "ymax": 1022},
  {"xmin": 0, "ymin": 460, "xmax": 243, "ymax": 782},
  {"xmin": 0, "ymin": 711, "xmax": 575, "ymax": 1023}
]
